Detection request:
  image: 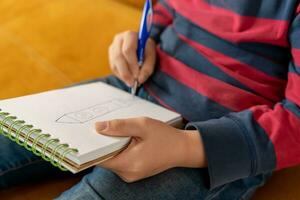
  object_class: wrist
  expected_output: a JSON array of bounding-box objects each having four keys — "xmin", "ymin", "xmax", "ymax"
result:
[{"xmin": 177, "ymin": 130, "xmax": 207, "ymax": 168}]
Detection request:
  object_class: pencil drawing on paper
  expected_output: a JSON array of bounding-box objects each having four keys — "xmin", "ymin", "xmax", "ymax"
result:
[{"xmin": 56, "ymin": 98, "xmax": 137, "ymax": 124}]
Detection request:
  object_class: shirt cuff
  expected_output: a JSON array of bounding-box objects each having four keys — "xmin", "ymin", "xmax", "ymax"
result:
[{"xmin": 186, "ymin": 116, "xmax": 254, "ymax": 189}]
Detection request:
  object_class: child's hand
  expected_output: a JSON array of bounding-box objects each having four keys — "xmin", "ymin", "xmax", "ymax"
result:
[
  {"xmin": 108, "ymin": 31, "xmax": 156, "ymax": 87},
  {"xmin": 95, "ymin": 117, "xmax": 207, "ymax": 183}
]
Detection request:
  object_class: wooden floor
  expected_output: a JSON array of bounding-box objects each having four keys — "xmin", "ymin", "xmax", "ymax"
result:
[{"xmin": 0, "ymin": 174, "xmax": 83, "ymax": 200}]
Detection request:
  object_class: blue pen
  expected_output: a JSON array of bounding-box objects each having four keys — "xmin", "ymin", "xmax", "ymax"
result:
[{"xmin": 131, "ymin": 0, "xmax": 153, "ymax": 96}]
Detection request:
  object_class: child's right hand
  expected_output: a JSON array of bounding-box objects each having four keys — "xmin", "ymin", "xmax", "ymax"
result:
[{"xmin": 108, "ymin": 31, "xmax": 156, "ymax": 87}]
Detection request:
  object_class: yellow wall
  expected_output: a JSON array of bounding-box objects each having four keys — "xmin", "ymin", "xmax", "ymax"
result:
[{"xmin": 0, "ymin": 0, "xmax": 141, "ymax": 99}]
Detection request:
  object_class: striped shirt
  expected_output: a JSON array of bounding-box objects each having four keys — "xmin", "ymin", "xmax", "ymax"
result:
[{"xmin": 145, "ymin": 0, "xmax": 300, "ymax": 188}]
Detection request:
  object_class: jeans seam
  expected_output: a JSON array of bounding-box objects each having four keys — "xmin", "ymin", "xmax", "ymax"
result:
[
  {"xmin": 205, "ymin": 184, "xmax": 228, "ymax": 200},
  {"xmin": 236, "ymin": 184, "xmax": 260, "ymax": 200},
  {"xmin": 206, "ymin": 182, "xmax": 257, "ymax": 200},
  {"xmin": 84, "ymin": 176, "xmax": 107, "ymax": 200},
  {"xmin": 0, "ymin": 158, "xmax": 42, "ymax": 176},
  {"xmin": 239, "ymin": 188, "xmax": 256, "ymax": 200}
]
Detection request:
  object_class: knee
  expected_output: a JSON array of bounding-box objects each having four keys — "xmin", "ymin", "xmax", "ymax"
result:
[
  {"xmin": 57, "ymin": 167, "xmax": 121, "ymax": 200},
  {"xmin": 56, "ymin": 174, "xmax": 104, "ymax": 200}
]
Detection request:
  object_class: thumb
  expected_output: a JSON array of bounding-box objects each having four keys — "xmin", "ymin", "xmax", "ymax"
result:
[{"xmin": 95, "ymin": 118, "xmax": 142, "ymax": 137}]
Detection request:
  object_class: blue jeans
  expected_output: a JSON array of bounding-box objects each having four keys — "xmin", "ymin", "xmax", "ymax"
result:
[{"xmin": 0, "ymin": 76, "xmax": 270, "ymax": 199}]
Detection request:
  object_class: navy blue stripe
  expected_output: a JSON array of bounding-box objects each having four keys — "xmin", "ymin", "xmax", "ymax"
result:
[
  {"xmin": 147, "ymin": 70, "xmax": 231, "ymax": 122},
  {"xmin": 150, "ymin": 24, "xmax": 165, "ymax": 42},
  {"xmin": 158, "ymin": 0, "xmax": 174, "ymax": 16},
  {"xmin": 160, "ymin": 27, "xmax": 258, "ymax": 95},
  {"xmin": 237, "ymin": 42, "xmax": 290, "ymax": 67},
  {"xmin": 295, "ymin": 66, "xmax": 300, "ymax": 74},
  {"xmin": 290, "ymin": 14, "xmax": 300, "ymax": 49},
  {"xmin": 205, "ymin": 0, "xmax": 298, "ymax": 20},
  {"xmin": 289, "ymin": 62, "xmax": 300, "ymax": 74},
  {"xmin": 173, "ymin": 14, "xmax": 288, "ymax": 79},
  {"xmin": 283, "ymin": 99, "xmax": 300, "ymax": 119},
  {"xmin": 151, "ymin": 23, "xmax": 165, "ymax": 30}
]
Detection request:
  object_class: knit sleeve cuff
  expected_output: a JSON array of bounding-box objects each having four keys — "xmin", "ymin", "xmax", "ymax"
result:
[{"xmin": 186, "ymin": 116, "xmax": 254, "ymax": 189}]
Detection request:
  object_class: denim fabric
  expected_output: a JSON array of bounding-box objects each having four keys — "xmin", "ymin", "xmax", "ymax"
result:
[
  {"xmin": 57, "ymin": 167, "xmax": 271, "ymax": 200},
  {"xmin": 0, "ymin": 133, "xmax": 71, "ymax": 189},
  {"xmin": 0, "ymin": 76, "xmax": 270, "ymax": 199}
]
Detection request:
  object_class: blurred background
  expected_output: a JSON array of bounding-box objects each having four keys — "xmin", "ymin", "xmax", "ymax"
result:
[{"xmin": 0, "ymin": 0, "xmax": 142, "ymax": 100}]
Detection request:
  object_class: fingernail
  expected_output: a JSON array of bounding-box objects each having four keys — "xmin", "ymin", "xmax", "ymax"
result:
[
  {"xmin": 138, "ymin": 76, "xmax": 144, "ymax": 84},
  {"xmin": 95, "ymin": 121, "xmax": 107, "ymax": 132},
  {"xmin": 126, "ymin": 82, "xmax": 132, "ymax": 87},
  {"xmin": 124, "ymin": 80, "xmax": 130, "ymax": 87}
]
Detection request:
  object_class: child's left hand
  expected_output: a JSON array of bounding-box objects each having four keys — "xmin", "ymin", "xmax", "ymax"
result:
[{"xmin": 95, "ymin": 117, "xmax": 207, "ymax": 183}]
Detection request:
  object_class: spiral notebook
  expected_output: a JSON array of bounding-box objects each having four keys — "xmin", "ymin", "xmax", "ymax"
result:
[{"xmin": 0, "ymin": 82, "xmax": 181, "ymax": 173}]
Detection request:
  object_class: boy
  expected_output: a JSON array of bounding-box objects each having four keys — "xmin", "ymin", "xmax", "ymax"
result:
[{"xmin": 1, "ymin": 0, "xmax": 300, "ymax": 199}]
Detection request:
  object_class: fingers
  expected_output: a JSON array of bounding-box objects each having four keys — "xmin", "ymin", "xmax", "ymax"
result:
[
  {"xmin": 109, "ymin": 31, "xmax": 156, "ymax": 86},
  {"xmin": 114, "ymin": 54, "xmax": 133, "ymax": 86},
  {"xmin": 95, "ymin": 117, "xmax": 151, "ymax": 138},
  {"xmin": 122, "ymin": 32, "xmax": 139, "ymax": 79},
  {"xmin": 98, "ymin": 139, "xmax": 142, "ymax": 183},
  {"xmin": 109, "ymin": 31, "xmax": 140, "ymax": 87},
  {"xmin": 98, "ymin": 138, "xmax": 137, "ymax": 170},
  {"xmin": 109, "ymin": 35, "xmax": 134, "ymax": 86},
  {"xmin": 138, "ymin": 39, "xmax": 156, "ymax": 84}
]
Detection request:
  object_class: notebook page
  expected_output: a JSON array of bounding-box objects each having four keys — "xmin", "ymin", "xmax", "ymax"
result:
[{"xmin": 0, "ymin": 82, "xmax": 181, "ymax": 164}]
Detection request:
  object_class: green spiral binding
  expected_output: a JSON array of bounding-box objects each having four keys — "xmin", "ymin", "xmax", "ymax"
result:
[
  {"xmin": 50, "ymin": 143, "xmax": 69, "ymax": 170},
  {"xmin": 0, "ymin": 109, "xmax": 79, "ymax": 171},
  {"xmin": 16, "ymin": 124, "xmax": 33, "ymax": 146},
  {"xmin": 24, "ymin": 129, "xmax": 42, "ymax": 151},
  {"xmin": 41, "ymin": 138, "xmax": 60, "ymax": 162},
  {"xmin": 32, "ymin": 133, "xmax": 51, "ymax": 156},
  {"xmin": 8, "ymin": 120, "xmax": 25, "ymax": 141},
  {"xmin": 1, "ymin": 115, "xmax": 16, "ymax": 137}
]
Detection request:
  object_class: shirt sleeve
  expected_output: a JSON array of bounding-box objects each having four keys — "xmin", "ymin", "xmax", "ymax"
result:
[
  {"xmin": 186, "ymin": 10, "xmax": 300, "ymax": 189},
  {"xmin": 150, "ymin": 0, "xmax": 174, "ymax": 43}
]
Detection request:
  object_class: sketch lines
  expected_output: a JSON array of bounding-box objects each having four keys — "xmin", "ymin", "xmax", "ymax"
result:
[{"xmin": 56, "ymin": 98, "xmax": 137, "ymax": 124}]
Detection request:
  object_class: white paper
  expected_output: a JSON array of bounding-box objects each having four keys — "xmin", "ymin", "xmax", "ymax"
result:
[{"xmin": 0, "ymin": 82, "xmax": 181, "ymax": 164}]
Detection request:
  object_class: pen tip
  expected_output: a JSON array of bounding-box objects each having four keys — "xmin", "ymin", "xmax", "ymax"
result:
[{"xmin": 131, "ymin": 80, "xmax": 138, "ymax": 97}]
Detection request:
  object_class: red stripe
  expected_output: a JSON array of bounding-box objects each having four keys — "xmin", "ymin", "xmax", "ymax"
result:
[
  {"xmin": 296, "ymin": 4, "xmax": 300, "ymax": 15},
  {"xmin": 292, "ymin": 48, "xmax": 300, "ymax": 67},
  {"xmin": 169, "ymin": 0, "xmax": 289, "ymax": 47},
  {"xmin": 154, "ymin": 2, "xmax": 172, "ymax": 17},
  {"xmin": 252, "ymin": 104, "xmax": 300, "ymax": 170},
  {"xmin": 286, "ymin": 73, "xmax": 300, "ymax": 106},
  {"xmin": 178, "ymin": 33, "xmax": 286, "ymax": 102},
  {"xmin": 153, "ymin": 2, "xmax": 173, "ymax": 25},
  {"xmin": 153, "ymin": 14, "xmax": 171, "ymax": 26},
  {"xmin": 145, "ymin": 84, "xmax": 191, "ymax": 121},
  {"xmin": 157, "ymin": 47, "xmax": 273, "ymax": 111},
  {"xmin": 144, "ymin": 84, "xmax": 176, "ymax": 112}
]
